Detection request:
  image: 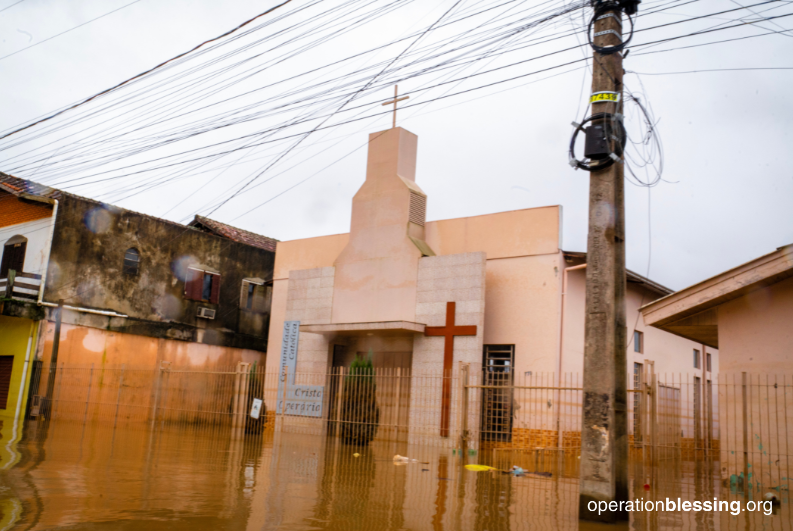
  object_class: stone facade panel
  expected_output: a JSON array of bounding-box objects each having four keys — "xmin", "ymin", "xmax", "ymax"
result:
[{"xmin": 410, "ymin": 252, "xmax": 486, "ymax": 448}]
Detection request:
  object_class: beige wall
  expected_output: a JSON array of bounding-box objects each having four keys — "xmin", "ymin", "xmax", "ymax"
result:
[
  {"xmin": 562, "ymin": 267, "xmax": 720, "ymax": 441},
  {"xmin": 718, "ymin": 275, "xmax": 793, "ymax": 373},
  {"xmin": 332, "ymin": 128, "xmax": 426, "ymax": 324},
  {"xmin": 425, "ymin": 205, "xmax": 560, "ymax": 259},
  {"xmin": 266, "ymin": 205, "xmax": 564, "ymax": 378},
  {"xmin": 410, "ymin": 252, "xmax": 486, "ymax": 447},
  {"xmin": 562, "ymin": 267, "xmax": 719, "ymax": 378},
  {"xmin": 273, "ymin": 234, "xmax": 348, "ymax": 280},
  {"xmin": 483, "ymin": 252, "xmax": 564, "ymax": 376}
]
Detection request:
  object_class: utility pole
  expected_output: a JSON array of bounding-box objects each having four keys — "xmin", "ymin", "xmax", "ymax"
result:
[{"xmin": 578, "ymin": 1, "xmax": 629, "ymax": 522}]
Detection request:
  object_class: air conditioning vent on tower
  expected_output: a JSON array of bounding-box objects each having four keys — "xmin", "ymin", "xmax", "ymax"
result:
[
  {"xmin": 409, "ymin": 191, "xmax": 426, "ymax": 226},
  {"xmin": 197, "ymin": 307, "xmax": 216, "ymax": 319}
]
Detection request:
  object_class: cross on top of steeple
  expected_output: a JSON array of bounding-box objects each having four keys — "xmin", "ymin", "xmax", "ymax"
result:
[{"xmin": 381, "ymin": 85, "xmax": 409, "ymax": 129}]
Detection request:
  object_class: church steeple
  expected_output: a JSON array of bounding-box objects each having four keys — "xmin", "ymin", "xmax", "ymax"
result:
[{"xmin": 331, "ymin": 127, "xmax": 433, "ymax": 324}]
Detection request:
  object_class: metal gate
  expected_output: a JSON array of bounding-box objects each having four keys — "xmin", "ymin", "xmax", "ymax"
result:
[{"xmin": 481, "ymin": 345, "xmax": 514, "ymax": 442}]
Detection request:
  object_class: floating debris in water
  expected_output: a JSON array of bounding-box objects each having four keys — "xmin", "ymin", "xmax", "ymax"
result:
[
  {"xmin": 465, "ymin": 464, "xmax": 496, "ymax": 472},
  {"xmin": 393, "ymin": 454, "xmax": 417, "ymax": 464}
]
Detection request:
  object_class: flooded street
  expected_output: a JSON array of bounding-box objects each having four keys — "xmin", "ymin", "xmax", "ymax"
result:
[{"xmin": 0, "ymin": 420, "xmax": 789, "ymax": 531}]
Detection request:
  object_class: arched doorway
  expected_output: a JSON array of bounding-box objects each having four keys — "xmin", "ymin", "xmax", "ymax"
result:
[{"xmin": 0, "ymin": 235, "xmax": 27, "ymax": 277}]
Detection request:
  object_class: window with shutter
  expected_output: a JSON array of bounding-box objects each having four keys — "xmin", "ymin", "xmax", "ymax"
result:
[
  {"xmin": 184, "ymin": 268, "xmax": 203, "ymax": 301},
  {"xmin": 0, "ymin": 356, "xmax": 14, "ymax": 409},
  {"xmin": 184, "ymin": 267, "xmax": 220, "ymax": 303},
  {"xmin": 209, "ymin": 273, "xmax": 221, "ymax": 304}
]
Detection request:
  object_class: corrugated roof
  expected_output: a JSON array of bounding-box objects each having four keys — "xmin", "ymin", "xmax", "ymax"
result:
[
  {"xmin": 562, "ymin": 250, "xmax": 673, "ymax": 296},
  {"xmin": 190, "ymin": 215, "xmax": 278, "ymax": 252}
]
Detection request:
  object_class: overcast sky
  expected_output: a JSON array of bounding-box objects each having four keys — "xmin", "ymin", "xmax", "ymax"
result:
[{"xmin": 1, "ymin": 0, "xmax": 792, "ymax": 291}]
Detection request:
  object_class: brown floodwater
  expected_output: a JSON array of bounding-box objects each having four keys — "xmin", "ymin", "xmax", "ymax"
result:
[{"xmin": 0, "ymin": 419, "xmax": 789, "ymax": 530}]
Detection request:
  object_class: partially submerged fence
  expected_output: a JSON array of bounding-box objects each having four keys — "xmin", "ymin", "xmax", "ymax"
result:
[
  {"xmin": 28, "ymin": 362, "xmax": 275, "ymax": 439},
  {"xmin": 26, "ymin": 362, "xmax": 793, "ymax": 487}
]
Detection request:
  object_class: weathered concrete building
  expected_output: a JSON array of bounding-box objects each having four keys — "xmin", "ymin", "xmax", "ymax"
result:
[{"xmin": 0, "ymin": 173, "xmax": 277, "ymax": 434}]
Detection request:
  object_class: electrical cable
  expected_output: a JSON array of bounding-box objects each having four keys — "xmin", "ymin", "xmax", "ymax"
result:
[{"xmin": 0, "ymin": 0, "xmax": 144, "ymax": 62}]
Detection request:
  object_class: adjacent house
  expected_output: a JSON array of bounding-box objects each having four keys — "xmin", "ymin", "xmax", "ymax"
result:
[
  {"xmin": 641, "ymin": 243, "xmax": 792, "ymax": 373},
  {"xmin": 0, "ymin": 173, "xmax": 277, "ymax": 435},
  {"xmin": 641, "ymin": 243, "xmax": 792, "ymax": 484}
]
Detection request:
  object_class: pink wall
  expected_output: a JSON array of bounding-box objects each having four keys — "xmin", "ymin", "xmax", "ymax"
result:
[
  {"xmin": 483, "ymin": 253, "xmax": 563, "ymax": 375},
  {"xmin": 562, "ymin": 267, "xmax": 719, "ymax": 377},
  {"xmin": 718, "ymin": 275, "xmax": 793, "ymax": 374},
  {"xmin": 38, "ymin": 322, "xmax": 265, "ymax": 370}
]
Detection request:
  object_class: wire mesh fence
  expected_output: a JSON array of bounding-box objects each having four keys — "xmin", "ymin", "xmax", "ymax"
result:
[{"xmin": 25, "ymin": 362, "xmax": 793, "ymax": 488}]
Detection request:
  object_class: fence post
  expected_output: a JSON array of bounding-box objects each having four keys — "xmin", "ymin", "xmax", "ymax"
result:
[
  {"xmin": 650, "ymin": 371, "xmax": 658, "ymax": 473},
  {"xmin": 232, "ymin": 362, "xmax": 243, "ymax": 433},
  {"xmin": 82, "ymin": 363, "xmax": 95, "ymax": 424},
  {"xmin": 459, "ymin": 362, "xmax": 470, "ymax": 459},
  {"xmin": 242, "ymin": 363, "xmax": 250, "ymax": 433},
  {"xmin": 335, "ymin": 367, "xmax": 344, "ymax": 431},
  {"xmin": 742, "ymin": 372, "xmax": 750, "ymax": 496},
  {"xmin": 395, "ymin": 367, "xmax": 402, "ymax": 439},
  {"xmin": 4, "ymin": 269, "xmax": 15, "ymax": 298},
  {"xmin": 233, "ymin": 362, "xmax": 250, "ymax": 439},
  {"xmin": 113, "ymin": 364, "xmax": 126, "ymax": 430},
  {"xmin": 279, "ymin": 366, "xmax": 288, "ymax": 429},
  {"xmin": 150, "ymin": 361, "xmax": 166, "ymax": 429}
]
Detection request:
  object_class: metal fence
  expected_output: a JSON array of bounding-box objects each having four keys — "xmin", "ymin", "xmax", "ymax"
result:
[{"xmin": 26, "ymin": 362, "xmax": 793, "ymax": 487}]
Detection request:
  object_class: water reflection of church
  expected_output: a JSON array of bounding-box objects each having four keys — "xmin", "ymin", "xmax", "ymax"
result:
[{"xmin": 266, "ymin": 126, "xmax": 711, "ymax": 448}]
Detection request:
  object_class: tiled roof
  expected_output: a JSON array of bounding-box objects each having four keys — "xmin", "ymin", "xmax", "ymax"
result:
[
  {"xmin": 0, "ymin": 172, "xmax": 65, "ymax": 200},
  {"xmin": 0, "ymin": 172, "xmax": 186, "ymax": 230},
  {"xmin": 0, "ymin": 173, "xmax": 278, "ymax": 252},
  {"xmin": 0, "ymin": 189, "xmax": 54, "ymax": 228},
  {"xmin": 190, "ymin": 215, "xmax": 278, "ymax": 253}
]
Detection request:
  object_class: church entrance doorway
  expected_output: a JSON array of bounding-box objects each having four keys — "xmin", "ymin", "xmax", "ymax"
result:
[
  {"xmin": 481, "ymin": 345, "xmax": 515, "ymax": 442},
  {"xmin": 326, "ymin": 343, "xmax": 412, "ymax": 442}
]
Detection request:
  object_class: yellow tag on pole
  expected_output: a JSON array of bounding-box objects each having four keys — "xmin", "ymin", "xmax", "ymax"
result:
[{"xmin": 590, "ymin": 92, "xmax": 620, "ymax": 103}]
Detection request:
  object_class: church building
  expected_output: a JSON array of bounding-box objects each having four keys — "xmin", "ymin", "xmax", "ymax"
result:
[{"xmin": 265, "ymin": 126, "xmax": 715, "ymax": 448}]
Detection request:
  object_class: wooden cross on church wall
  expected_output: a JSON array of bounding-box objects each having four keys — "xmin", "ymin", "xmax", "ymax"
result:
[{"xmin": 425, "ymin": 301, "xmax": 477, "ymax": 437}]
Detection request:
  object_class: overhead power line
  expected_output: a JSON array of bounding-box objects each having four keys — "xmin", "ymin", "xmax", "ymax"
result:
[
  {"xmin": 630, "ymin": 66, "xmax": 793, "ymax": 74},
  {"xmin": 0, "ymin": 0, "xmax": 144, "ymax": 62},
  {"xmin": 0, "ymin": 0, "xmax": 296, "ymax": 140}
]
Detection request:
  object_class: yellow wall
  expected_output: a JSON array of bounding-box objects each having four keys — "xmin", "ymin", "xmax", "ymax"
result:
[
  {"xmin": 0, "ymin": 315, "xmax": 38, "ymax": 475},
  {"xmin": 0, "ymin": 315, "xmax": 37, "ymax": 419}
]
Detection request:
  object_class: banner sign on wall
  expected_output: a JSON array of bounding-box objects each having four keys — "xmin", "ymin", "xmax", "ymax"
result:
[
  {"xmin": 283, "ymin": 385, "xmax": 324, "ymax": 417},
  {"xmin": 275, "ymin": 321, "xmax": 324, "ymax": 417},
  {"xmin": 277, "ymin": 320, "xmax": 300, "ymax": 414}
]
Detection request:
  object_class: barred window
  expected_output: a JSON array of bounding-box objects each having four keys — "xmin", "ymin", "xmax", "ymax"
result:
[{"xmin": 123, "ymin": 248, "xmax": 140, "ymax": 275}]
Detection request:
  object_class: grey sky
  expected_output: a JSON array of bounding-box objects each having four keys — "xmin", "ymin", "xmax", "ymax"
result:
[{"xmin": 1, "ymin": 0, "xmax": 791, "ymax": 291}]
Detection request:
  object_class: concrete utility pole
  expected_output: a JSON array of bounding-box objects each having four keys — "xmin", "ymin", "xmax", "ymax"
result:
[{"xmin": 578, "ymin": 2, "xmax": 629, "ymax": 522}]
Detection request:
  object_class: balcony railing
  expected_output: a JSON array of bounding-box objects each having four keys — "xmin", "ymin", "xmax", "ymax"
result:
[{"xmin": 0, "ymin": 270, "xmax": 42, "ymax": 301}]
